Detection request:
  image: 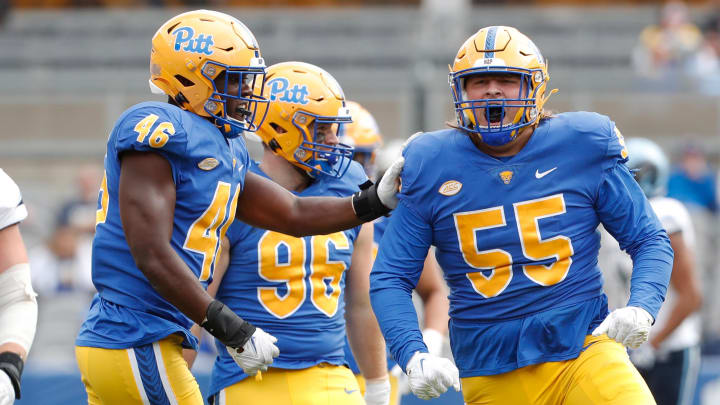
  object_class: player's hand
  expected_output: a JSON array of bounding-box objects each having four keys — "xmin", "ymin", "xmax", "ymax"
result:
[
  {"xmin": 592, "ymin": 306, "xmax": 653, "ymax": 349},
  {"xmin": 0, "ymin": 370, "xmax": 15, "ymax": 405},
  {"xmin": 364, "ymin": 375, "xmax": 391, "ymax": 405},
  {"xmin": 629, "ymin": 343, "xmax": 656, "ymax": 369},
  {"xmin": 226, "ymin": 327, "xmax": 279, "ymax": 376},
  {"xmin": 376, "ymin": 157, "xmax": 404, "ymax": 210},
  {"xmin": 405, "ymin": 351, "xmax": 460, "ymax": 400}
]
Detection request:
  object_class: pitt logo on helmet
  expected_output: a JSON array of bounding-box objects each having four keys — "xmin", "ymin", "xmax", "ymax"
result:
[
  {"xmin": 172, "ymin": 27, "xmax": 214, "ymax": 55},
  {"xmin": 267, "ymin": 77, "xmax": 310, "ymax": 105}
]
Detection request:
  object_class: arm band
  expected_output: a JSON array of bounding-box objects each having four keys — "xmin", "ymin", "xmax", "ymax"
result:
[
  {"xmin": 0, "ymin": 351, "xmax": 23, "ymax": 399},
  {"xmin": 200, "ymin": 300, "xmax": 255, "ymax": 350},
  {"xmin": 352, "ymin": 182, "xmax": 391, "ymax": 222}
]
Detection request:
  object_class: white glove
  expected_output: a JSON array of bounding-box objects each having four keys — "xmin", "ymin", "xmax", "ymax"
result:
[
  {"xmin": 0, "ymin": 370, "xmax": 15, "ymax": 405},
  {"xmin": 226, "ymin": 327, "xmax": 279, "ymax": 376},
  {"xmin": 390, "ymin": 364, "xmax": 410, "ymax": 396},
  {"xmin": 364, "ymin": 376, "xmax": 391, "ymax": 405},
  {"xmin": 629, "ymin": 343, "xmax": 656, "ymax": 369},
  {"xmin": 405, "ymin": 351, "xmax": 460, "ymax": 400},
  {"xmin": 376, "ymin": 157, "xmax": 404, "ymax": 210},
  {"xmin": 592, "ymin": 306, "xmax": 653, "ymax": 349},
  {"xmin": 422, "ymin": 328, "xmax": 445, "ymax": 357}
]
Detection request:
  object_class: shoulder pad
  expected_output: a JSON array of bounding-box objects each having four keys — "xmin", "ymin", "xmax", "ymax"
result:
[{"xmin": 113, "ymin": 102, "xmax": 190, "ymax": 157}]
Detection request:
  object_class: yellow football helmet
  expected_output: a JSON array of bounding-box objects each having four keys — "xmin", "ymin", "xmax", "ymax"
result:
[
  {"xmin": 254, "ymin": 62, "xmax": 354, "ymax": 178},
  {"xmin": 150, "ymin": 10, "xmax": 268, "ymax": 138},
  {"xmin": 449, "ymin": 26, "xmax": 555, "ymax": 146},
  {"xmin": 340, "ymin": 101, "xmax": 383, "ymax": 178}
]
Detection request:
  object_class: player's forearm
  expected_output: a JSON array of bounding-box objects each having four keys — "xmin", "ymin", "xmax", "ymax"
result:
[
  {"xmin": 134, "ymin": 245, "xmax": 212, "ymax": 324},
  {"xmin": 370, "ymin": 273, "xmax": 426, "ymax": 371},
  {"xmin": 346, "ymin": 309, "xmax": 388, "ymax": 380},
  {"xmin": 422, "ymin": 294, "xmax": 450, "ymax": 334},
  {"xmin": 287, "ymin": 196, "xmax": 363, "ymax": 237},
  {"xmin": 626, "ymin": 231, "xmax": 673, "ymax": 319}
]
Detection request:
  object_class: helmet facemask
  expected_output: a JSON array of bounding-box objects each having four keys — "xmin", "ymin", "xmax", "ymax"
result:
[
  {"xmin": 203, "ymin": 61, "xmax": 268, "ymax": 138},
  {"xmin": 291, "ymin": 110, "xmax": 354, "ymax": 179},
  {"xmin": 451, "ymin": 67, "xmax": 543, "ymax": 146}
]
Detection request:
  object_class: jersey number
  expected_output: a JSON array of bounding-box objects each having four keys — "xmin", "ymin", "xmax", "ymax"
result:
[
  {"xmin": 454, "ymin": 194, "xmax": 573, "ymax": 298},
  {"xmin": 134, "ymin": 114, "xmax": 176, "ymax": 148},
  {"xmin": 258, "ymin": 231, "xmax": 350, "ymax": 319},
  {"xmin": 184, "ymin": 182, "xmax": 240, "ymax": 282}
]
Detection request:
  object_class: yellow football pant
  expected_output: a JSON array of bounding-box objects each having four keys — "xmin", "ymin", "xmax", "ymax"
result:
[
  {"xmin": 214, "ymin": 364, "xmax": 363, "ymax": 405},
  {"xmin": 462, "ymin": 335, "xmax": 656, "ymax": 405},
  {"xmin": 76, "ymin": 335, "xmax": 203, "ymax": 405},
  {"xmin": 355, "ymin": 373, "xmax": 400, "ymax": 405}
]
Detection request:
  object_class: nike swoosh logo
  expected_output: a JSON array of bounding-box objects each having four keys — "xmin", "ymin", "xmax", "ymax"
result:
[
  {"xmin": 535, "ymin": 167, "xmax": 557, "ymax": 179},
  {"xmin": 344, "ymin": 388, "xmax": 358, "ymax": 394}
]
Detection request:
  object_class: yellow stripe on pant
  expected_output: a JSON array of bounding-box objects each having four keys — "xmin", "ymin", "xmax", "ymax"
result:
[
  {"xmin": 461, "ymin": 335, "xmax": 656, "ymax": 405},
  {"xmin": 216, "ymin": 363, "xmax": 364, "ymax": 405},
  {"xmin": 75, "ymin": 334, "xmax": 203, "ymax": 405}
]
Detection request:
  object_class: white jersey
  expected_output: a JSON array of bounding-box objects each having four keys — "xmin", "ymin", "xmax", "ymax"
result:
[
  {"xmin": 0, "ymin": 168, "xmax": 28, "ymax": 230},
  {"xmin": 599, "ymin": 196, "xmax": 700, "ymax": 353}
]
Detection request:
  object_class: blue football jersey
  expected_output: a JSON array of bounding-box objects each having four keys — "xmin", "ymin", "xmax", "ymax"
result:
[
  {"xmin": 370, "ymin": 112, "xmax": 673, "ymax": 377},
  {"xmin": 76, "ymin": 101, "xmax": 250, "ymax": 350},
  {"xmin": 209, "ymin": 161, "xmax": 367, "ymax": 396}
]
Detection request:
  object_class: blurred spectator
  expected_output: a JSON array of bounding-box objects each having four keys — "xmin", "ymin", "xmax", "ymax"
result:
[
  {"xmin": 632, "ymin": 1, "xmax": 703, "ymax": 81},
  {"xmin": 29, "ymin": 165, "xmax": 100, "ymax": 295},
  {"xmin": 29, "ymin": 225, "xmax": 94, "ymax": 294},
  {"xmin": 688, "ymin": 7, "xmax": 720, "ymax": 94},
  {"xmin": 667, "ymin": 144, "xmax": 718, "ymax": 214},
  {"xmin": 56, "ymin": 165, "xmax": 101, "ymax": 236}
]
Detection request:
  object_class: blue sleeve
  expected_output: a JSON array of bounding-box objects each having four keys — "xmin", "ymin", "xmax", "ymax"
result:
[
  {"xmin": 369, "ymin": 200, "xmax": 431, "ymax": 371},
  {"xmin": 594, "ymin": 161, "xmax": 673, "ymax": 319}
]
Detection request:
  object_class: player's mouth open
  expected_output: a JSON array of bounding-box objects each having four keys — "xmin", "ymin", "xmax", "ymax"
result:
[{"xmin": 486, "ymin": 106, "xmax": 504, "ymax": 124}]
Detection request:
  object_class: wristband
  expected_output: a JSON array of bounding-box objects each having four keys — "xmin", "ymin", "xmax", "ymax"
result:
[
  {"xmin": 200, "ymin": 300, "xmax": 255, "ymax": 350},
  {"xmin": 0, "ymin": 351, "xmax": 23, "ymax": 399},
  {"xmin": 352, "ymin": 183, "xmax": 391, "ymax": 222}
]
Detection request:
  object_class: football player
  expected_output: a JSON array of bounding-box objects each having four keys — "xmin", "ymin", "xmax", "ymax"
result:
[
  {"xmin": 0, "ymin": 169, "xmax": 38, "ymax": 405},
  {"xmin": 369, "ymin": 26, "xmax": 673, "ymax": 404},
  {"xmin": 340, "ymin": 105, "xmax": 450, "ymax": 405},
  {"xmin": 603, "ymin": 138, "xmax": 702, "ymax": 405},
  {"xmin": 194, "ymin": 62, "xmax": 389, "ymax": 405},
  {"xmin": 74, "ymin": 11, "xmax": 401, "ymax": 405},
  {"xmin": 340, "ymin": 101, "xmax": 383, "ymax": 179}
]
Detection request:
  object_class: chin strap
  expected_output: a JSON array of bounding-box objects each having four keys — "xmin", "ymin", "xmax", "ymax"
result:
[{"xmin": 540, "ymin": 88, "xmax": 559, "ymax": 111}]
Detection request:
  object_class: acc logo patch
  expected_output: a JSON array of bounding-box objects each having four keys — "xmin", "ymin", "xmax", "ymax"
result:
[
  {"xmin": 267, "ymin": 77, "xmax": 309, "ymax": 105},
  {"xmin": 173, "ymin": 27, "xmax": 214, "ymax": 55},
  {"xmin": 499, "ymin": 170, "xmax": 514, "ymax": 185},
  {"xmin": 438, "ymin": 180, "xmax": 462, "ymax": 196},
  {"xmin": 198, "ymin": 157, "xmax": 220, "ymax": 171}
]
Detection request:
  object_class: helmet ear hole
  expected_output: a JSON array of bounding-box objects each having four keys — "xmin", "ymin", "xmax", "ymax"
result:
[
  {"xmin": 174, "ymin": 75, "xmax": 195, "ymax": 87},
  {"xmin": 269, "ymin": 122, "xmax": 288, "ymax": 134}
]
